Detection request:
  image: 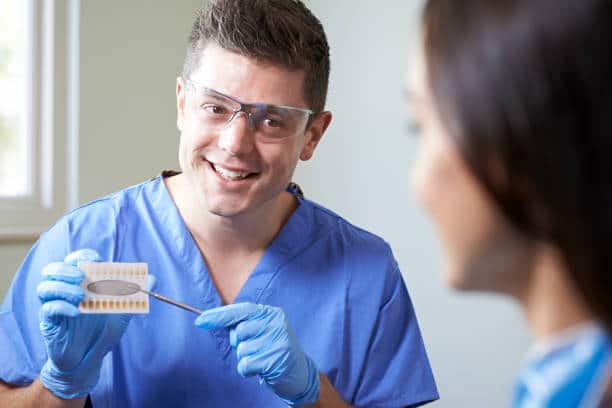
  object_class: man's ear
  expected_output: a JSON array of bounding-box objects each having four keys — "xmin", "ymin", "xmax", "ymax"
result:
[
  {"xmin": 176, "ymin": 77, "xmax": 186, "ymax": 131},
  {"xmin": 300, "ymin": 111, "xmax": 332, "ymax": 161}
]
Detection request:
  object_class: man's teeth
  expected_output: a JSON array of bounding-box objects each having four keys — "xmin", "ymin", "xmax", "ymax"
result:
[{"xmin": 212, "ymin": 164, "xmax": 250, "ymax": 180}]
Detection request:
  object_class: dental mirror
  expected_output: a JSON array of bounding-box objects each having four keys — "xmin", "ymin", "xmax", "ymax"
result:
[{"xmin": 87, "ymin": 280, "xmax": 203, "ymax": 315}]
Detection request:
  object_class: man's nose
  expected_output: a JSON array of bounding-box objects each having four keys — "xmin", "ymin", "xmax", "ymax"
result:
[{"xmin": 217, "ymin": 111, "xmax": 255, "ymax": 155}]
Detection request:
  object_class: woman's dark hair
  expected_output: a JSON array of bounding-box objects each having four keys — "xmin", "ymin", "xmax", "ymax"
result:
[{"xmin": 422, "ymin": 0, "xmax": 612, "ymax": 329}]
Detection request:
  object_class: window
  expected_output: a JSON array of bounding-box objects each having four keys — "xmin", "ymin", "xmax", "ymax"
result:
[
  {"xmin": 0, "ymin": 0, "xmax": 29, "ymax": 197},
  {"xmin": 0, "ymin": 0, "xmax": 79, "ymax": 240}
]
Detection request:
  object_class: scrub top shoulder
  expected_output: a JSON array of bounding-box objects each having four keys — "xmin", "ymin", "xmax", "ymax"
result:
[{"xmin": 0, "ymin": 176, "xmax": 438, "ymax": 407}]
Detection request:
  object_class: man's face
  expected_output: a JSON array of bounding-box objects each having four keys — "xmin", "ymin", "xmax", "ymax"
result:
[{"xmin": 176, "ymin": 43, "xmax": 329, "ymax": 219}]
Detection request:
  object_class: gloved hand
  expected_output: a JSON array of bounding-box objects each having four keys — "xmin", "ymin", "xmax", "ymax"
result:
[
  {"xmin": 37, "ymin": 249, "xmax": 132, "ymax": 399},
  {"xmin": 195, "ymin": 303, "xmax": 320, "ymax": 407}
]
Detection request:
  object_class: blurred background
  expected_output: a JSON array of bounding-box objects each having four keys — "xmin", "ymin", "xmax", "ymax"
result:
[{"xmin": 0, "ymin": 1, "xmax": 530, "ymax": 406}]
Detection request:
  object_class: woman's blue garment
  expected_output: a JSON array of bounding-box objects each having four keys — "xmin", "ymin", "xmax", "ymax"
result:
[{"xmin": 514, "ymin": 324, "xmax": 611, "ymax": 408}]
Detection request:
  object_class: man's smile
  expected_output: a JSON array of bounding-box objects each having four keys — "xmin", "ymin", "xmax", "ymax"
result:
[
  {"xmin": 203, "ymin": 158, "xmax": 260, "ymax": 184},
  {"xmin": 212, "ymin": 163, "xmax": 252, "ymax": 180}
]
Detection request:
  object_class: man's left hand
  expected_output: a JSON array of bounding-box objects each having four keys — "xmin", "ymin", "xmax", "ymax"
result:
[{"xmin": 195, "ymin": 303, "xmax": 320, "ymax": 407}]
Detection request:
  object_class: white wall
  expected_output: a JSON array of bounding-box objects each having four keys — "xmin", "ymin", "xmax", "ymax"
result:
[
  {"xmin": 1, "ymin": 1, "xmax": 532, "ymax": 406},
  {"xmin": 299, "ymin": 1, "xmax": 532, "ymax": 406},
  {"xmin": 0, "ymin": 243, "xmax": 29, "ymax": 297},
  {"xmin": 78, "ymin": 0, "xmax": 201, "ymax": 202}
]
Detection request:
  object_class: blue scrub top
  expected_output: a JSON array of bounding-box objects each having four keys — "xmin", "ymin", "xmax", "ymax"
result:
[{"xmin": 0, "ymin": 176, "xmax": 438, "ymax": 407}]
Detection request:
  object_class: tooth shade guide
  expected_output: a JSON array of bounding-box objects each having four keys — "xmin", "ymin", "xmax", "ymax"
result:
[{"xmin": 78, "ymin": 262, "xmax": 149, "ymax": 314}]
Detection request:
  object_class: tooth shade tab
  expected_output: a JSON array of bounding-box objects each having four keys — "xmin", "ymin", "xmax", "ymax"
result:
[{"xmin": 78, "ymin": 262, "xmax": 149, "ymax": 314}]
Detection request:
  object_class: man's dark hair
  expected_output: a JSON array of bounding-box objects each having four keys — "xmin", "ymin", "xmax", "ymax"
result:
[
  {"xmin": 183, "ymin": 0, "xmax": 330, "ymax": 113},
  {"xmin": 422, "ymin": 0, "xmax": 612, "ymax": 330}
]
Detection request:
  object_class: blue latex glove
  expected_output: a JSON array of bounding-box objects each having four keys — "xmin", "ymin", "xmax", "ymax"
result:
[
  {"xmin": 37, "ymin": 249, "xmax": 133, "ymax": 399},
  {"xmin": 195, "ymin": 303, "xmax": 320, "ymax": 407}
]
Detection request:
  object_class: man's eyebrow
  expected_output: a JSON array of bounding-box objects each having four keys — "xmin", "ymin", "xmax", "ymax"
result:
[
  {"xmin": 201, "ymin": 89, "xmax": 231, "ymax": 102},
  {"xmin": 264, "ymin": 105, "xmax": 289, "ymax": 115}
]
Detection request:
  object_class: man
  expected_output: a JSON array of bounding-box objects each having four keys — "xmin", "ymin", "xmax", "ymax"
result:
[{"xmin": 0, "ymin": 1, "xmax": 437, "ymax": 406}]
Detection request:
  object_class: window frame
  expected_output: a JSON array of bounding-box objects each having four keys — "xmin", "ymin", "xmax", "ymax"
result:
[{"xmin": 0, "ymin": 0, "xmax": 79, "ymax": 240}]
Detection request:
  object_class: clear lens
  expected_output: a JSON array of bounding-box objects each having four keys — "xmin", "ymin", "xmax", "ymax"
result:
[
  {"xmin": 187, "ymin": 82, "xmax": 311, "ymax": 140},
  {"xmin": 251, "ymin": 105, "xmax": 307, "ymax": 133}
]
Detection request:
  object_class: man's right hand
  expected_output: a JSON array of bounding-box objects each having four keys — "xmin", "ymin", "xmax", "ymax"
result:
[{"xmin": 37, "ymin": 249, "xmax": 132, "ymax": 399}]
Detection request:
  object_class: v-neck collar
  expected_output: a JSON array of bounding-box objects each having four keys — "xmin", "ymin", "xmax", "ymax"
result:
[{"xmin": 150, "ymin": 175, "xmax": 313, "ymax": 308}]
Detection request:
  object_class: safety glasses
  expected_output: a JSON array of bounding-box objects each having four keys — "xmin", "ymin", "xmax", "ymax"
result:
[{"xmin": 183, "ymin": 79, "xmax": 314, "ymax": 141}]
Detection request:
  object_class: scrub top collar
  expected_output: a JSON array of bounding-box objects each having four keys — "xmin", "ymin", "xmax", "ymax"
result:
[{"xmin": 149, "ymin": 172, "xmax": 313, "ymax": 307}]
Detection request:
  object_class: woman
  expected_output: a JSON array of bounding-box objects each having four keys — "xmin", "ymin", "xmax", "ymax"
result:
[{"xmin": 406, "ymin": 0, "xmax": 612, "ymax": 406}]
